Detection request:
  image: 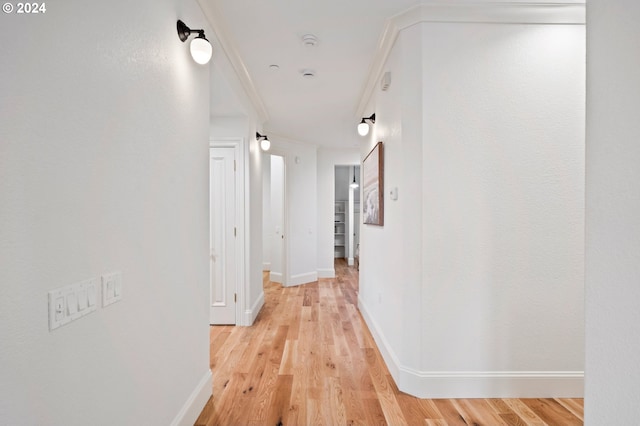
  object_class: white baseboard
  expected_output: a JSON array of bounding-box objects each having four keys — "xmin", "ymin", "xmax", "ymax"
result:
[
  {"xmin": 245, "ymin": 291, "xmax": 264, "ymax": 326},
  {"xmin": 289, "ymin": 271, "xmax": 318, "ymax": 287},
  {"xmin": 347, "ymin": 257, "xmax": 354, "ymax": 266},
  {"xmin": 170, "ymin": 370, "xmax": 212, "ymax": 426},
  {"xmin": 262, "ymin": 262, "xmax": 271, "ymax": 271},
  {"xmin": 270, "ymin": 271, "xmax": 283, "ymax": 284},
  {"xmin": 317, "ymin": 268, "xmax": 335, "ymax": 279},
  {"xmin": 357, "ymin": 296, "xmax": 584, "ymax": 399}
]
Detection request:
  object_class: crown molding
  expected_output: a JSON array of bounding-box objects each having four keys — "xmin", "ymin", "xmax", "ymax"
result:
[
  {"xmin": 197, "ymin": 0, "xmax": 269, "ymax": 124},
  {"xmin": 355, "ymin": 2, "xmax": 586, "ymax": 118}
]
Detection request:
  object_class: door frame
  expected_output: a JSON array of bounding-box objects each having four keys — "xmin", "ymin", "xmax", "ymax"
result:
[{"xmin": 210, "ymin": 138, "xmax": 245, "ymax": 325}]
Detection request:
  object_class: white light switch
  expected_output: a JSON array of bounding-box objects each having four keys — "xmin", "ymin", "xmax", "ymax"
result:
[
  {"xmin": 77, "ymin": 289, "xmax": 88, "ymax": 311},
  {"xmin": 54, "ymin": 297, "xmax": 65, "ymax": 322},
  {"xmin": 87, "ymin": 283, "xmax": 96, "ymax": 307},
  {"xmin": 66, "ymin": 292, "xmax": 78, "ymax": 316}
]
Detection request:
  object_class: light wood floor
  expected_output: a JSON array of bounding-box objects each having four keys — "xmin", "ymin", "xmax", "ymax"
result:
[{"xmin": 195, "ymin": 259, "xmax": 583, "ymax": 425}]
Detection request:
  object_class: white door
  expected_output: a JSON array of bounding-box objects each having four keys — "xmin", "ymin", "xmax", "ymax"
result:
[{"xmin": 210, "ymin": 147, "xmax": 236, "ymax": 325}]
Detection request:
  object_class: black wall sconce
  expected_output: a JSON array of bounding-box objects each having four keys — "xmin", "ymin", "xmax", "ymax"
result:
[
  {"xmin": 357, "ymin": 113, "xmax": 376, "ymax": 136},
  {"xmin": 256, "ymin": 132, "xmax": 271, "ymax": 151},
  {"xmin": 177, "ymin": 20, "xmax": 212, "ymax": 65}
]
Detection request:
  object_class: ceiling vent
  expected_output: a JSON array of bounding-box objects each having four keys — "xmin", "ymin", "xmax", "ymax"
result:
[
  {"xmin": 301, "ymin": 69, "xmax": 316, "ymax": 79},
  {"xmin": 302, "ymin": 34, "xmax": 318, "ymax": 47}
]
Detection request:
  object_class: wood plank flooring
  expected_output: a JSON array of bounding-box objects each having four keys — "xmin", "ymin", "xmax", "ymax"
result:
[{"xmin": 195, "ymin": 260, "xmax": 583, "ymax": 425}]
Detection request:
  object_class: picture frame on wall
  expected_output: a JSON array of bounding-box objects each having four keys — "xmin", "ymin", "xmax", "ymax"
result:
[{"xmin": 362, "ymin": 141, "xmax": 384, "ymax": 226}]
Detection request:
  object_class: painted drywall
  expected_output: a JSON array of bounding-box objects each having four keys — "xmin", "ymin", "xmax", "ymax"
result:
[
  {"xmin": 269, "ymin": 155, "xmax": 285, "ymax": 283},
  {"xmin": 0, "ymin": 0, "xmax": 211, "ymax": 424},
  {"xmin": 262, "ymin": 153, "xmax": 272, "ymax": 270},
  {"xmin": 268, "ymin": 137, "xmax": 319, "ymax": 286},
  {"xmin": 359, "ymin": 17, "xmax": 585, "ymax": 398},
  {"xmin": 316, "ymin": 148, "xmax": 360, "ymax": 278},
  {"xmin": 585, "ymin": 1, "xmax": 640, "ymax": 423},
  {"xmin": 247, "ymin": 130, "xmax": 265, "ymax": 324}
]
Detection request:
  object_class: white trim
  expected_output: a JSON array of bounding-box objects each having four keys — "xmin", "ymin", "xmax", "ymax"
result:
[
  {"xmin": 317, "ymin": 268, "xmax": 336, "ymax": 279},
  {"xmin": 170, "ymin": 370, "xmax": 212, "ymax": 426},
  {"xmin": 270, "ymin": 271, "xmax": 283, "ymax": 284},
  {"xmin": 358, "ymin": 296, "xmax": 583, "ymax": 399},
  {"xmin": 347, "ymin": 257, "xmax": 355, "ymax": 266},
  {"xmin": 356, "ymin": 2, "xmax": 586, "ymax": 117},
  {"xmin": 262, "ymin": 262, "xmax": 271, "ymax": 271},
  {"xmin": 245, "ymin": 291, "xmax": 264, "ymax": 325},
  {"xmin": 289, "ymin": 271, "xmax": 318, "ymax": 287}
]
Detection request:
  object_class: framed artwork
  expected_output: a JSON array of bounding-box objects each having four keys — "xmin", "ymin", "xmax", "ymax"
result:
[{"xmin": 362, "ymin": 141, "xmax": 384, "ymax": 226}]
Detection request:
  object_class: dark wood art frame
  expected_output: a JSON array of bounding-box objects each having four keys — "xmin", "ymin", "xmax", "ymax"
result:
[{"xmin": 362, "ymin": 141, "xmax": 384, "ymax": 226}]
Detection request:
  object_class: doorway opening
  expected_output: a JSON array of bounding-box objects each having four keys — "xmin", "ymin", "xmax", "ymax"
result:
[{"xmin": 334, "ymin": 164, "xmax": 360, "ymax": 267}]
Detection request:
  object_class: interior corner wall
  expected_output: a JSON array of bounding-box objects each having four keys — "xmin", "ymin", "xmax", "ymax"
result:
[
  {"xmin": 0, "ymin": 0, "xmax": 211, "ymax": 424},
  {"xmin": 360, "ymin": 20, "xmax": 585, "ymax": 398},
  {"xmin": 316, "ymin": 148, "xmax": 360, "ymax": 278},
  {"xmin": 585, "ymin": 1, "xmax": 640, "ymax": 423}
]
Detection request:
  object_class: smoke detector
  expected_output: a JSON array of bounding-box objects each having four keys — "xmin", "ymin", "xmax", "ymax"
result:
[
  {"xmin": 301, "ymin": 69, "xmax": 316, "ymax": 79},
  {"xmin": 302, "ymin": 34, "xmax": 318, "ymax": 47}
]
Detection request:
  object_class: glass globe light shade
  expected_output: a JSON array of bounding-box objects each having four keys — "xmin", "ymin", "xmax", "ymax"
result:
[
  {"xmin": 190, "ymin": 37, "xmax": 212, "ymax": 65},
  {"xmin": 357, "ymin": 121, "xmax": 369, "ymax": 136}
]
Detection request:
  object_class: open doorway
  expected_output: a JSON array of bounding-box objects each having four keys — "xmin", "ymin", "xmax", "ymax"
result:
[{"xmin": 334, "ymin": 165, "xmax": 360, "ymax": 267}]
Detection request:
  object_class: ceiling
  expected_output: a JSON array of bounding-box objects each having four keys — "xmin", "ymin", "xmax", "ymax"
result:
[{"xmin": 207, "ymin": 0, "xmax": 421, "ymax": 148}]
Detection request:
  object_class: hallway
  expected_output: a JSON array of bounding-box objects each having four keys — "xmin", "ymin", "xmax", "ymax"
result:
[{"xmin": 195, "ymin": 260, "xmax": 583, "ymax": 425}]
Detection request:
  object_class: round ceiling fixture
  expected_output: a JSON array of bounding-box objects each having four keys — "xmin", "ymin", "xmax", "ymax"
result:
[
  {"xmin": 302, "ymin": 34, "xmax": 318, "ymax": 47},
  {"xmin": 269, "ymin": 64, "xmax": 280, "ymax": 71}
]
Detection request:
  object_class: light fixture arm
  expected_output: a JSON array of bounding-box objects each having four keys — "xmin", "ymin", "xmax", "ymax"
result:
[
  {"xmin": 364, "ymin": 113, "xmax": 376, "ymax": 124},
  {"xmin": 177, "ymin": 20, "xmax": 207, "ymax": 42}
]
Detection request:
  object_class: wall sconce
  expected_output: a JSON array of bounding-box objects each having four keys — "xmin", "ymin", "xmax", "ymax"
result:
[
  {"xmin": 177, "ymin": 20, "xmax": 212, "ymax": 65},
  {"xmin": 357, "ymin": 113, "xmax": 376, "ymax": 136},
  {"xmin": 256, "ymin": 132, "xmax": 271, "ymax": 151}
]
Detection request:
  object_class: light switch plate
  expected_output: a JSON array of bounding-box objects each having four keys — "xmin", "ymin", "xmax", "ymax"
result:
[
  {"xmin": 102, "ymin": 271, "xmax": 123, "ymax": 307},
  {"xmin": 48, "ymin": 278, "xmax": 98, "ymax": 331}
]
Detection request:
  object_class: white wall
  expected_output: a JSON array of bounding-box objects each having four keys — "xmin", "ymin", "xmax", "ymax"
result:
[
  {"xmin": 335, "ymin": 166, "xmax": 351, "ymax": 202},
  {"xmin": 269, "ymin": 155, "xmax": 285, "ymax": 283},
  {"xmin": 359, "ymin": 14, "xmax": 585, "ymax": 398},
  {"xmin": 262, "ymin": 153, "xmax": 272, "ymax": 270},
  {"xmin": 247, "ymin": 132, "xmax": 264, "ymax": 324},
  {"xmin": 317, "ymin": 148, "xmax": 360, "ymax": 277},
  {"xmin": 585, "ymin": 1, "xmax": 640, "ymax": 423},
  {"xmin": 0, "ymin": 0, "xmax": 211, "ymax": 424},
  {"xmin": 269, "ymin": 137, "xmax": 319, "ymax": 286}
]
